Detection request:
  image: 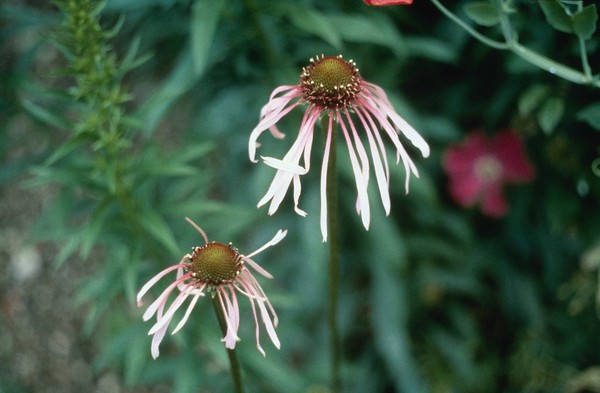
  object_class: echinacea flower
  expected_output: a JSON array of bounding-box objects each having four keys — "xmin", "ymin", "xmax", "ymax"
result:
[
  {"xmin": 443, "ymin": 130, "xmax": 534, "ymax": 217},
  {"xmin": 249, "ymin": 55, "xmax": 429, "ymax": 241},
  {"xmin": 364, "ymin": 0, "xmax": 413, "ymax": 5},
  {"xmin": 137, "ymin": 217, "xmax": 286, "ymax": 358}
]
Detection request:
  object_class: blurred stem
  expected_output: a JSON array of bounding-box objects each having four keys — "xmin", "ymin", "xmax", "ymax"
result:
[
  {"xmin": 429, "ymin": 0, "xmax": 509, "ymax": 50},
  {"xmin": 211, "ymin": 295, "xmax": 244, "ymax": 393},
  {"xmin": 575, "ymin": 1, "xmax": 593, "ymax": 80},
  {"xmin": 430, "ymin": 0, "xmax": 600, "ymax": 88},
  {"xmin": 322, "ymin": 114, "xmax": 341, "ymax": 393}
]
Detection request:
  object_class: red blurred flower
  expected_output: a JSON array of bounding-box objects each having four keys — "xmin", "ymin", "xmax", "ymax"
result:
[
  {"xmin": 364, "ymin": 0, "xmax": 413, "ymax": 5},
  {"xmin": 443, "ymin": 130, "xmax": 534, "ymax": 217}
]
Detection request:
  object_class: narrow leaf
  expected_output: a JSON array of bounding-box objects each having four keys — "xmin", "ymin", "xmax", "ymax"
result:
[
  {"xmin": 190, "ymin": 0, "xmax": 225, "ymax": 77},
  {"xmin": 138, "ymin": 210, "xmax": 180, "ymax": 256},
  {"xmin": 463, "ymin": 1, "xmax": 500, "ymax": 27}
]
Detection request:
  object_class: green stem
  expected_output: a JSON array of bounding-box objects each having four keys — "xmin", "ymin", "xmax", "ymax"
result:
[
  {"xmin": 430, "ymin": 0, "xmax": 600, "ymax": 88},
  {"xmin": 430, "ymin": 0, "xmax": 509, "ymax": 50},
  {"xmin": 575, "ymin": 1, "xmax": 593, "ymax": 80},
  {"xmin": 211, "ymin": 295, "xmax": 244, "ymax": 393},
  {"xmin": 322, "ymin": 114, "xmax": 341, "ymax": 393}
]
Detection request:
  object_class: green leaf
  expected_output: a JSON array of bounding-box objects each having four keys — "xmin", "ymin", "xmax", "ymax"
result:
[
  {"xmin": 137, "ymin": 210, "xmax": 180, "ymax": 256},
  {"xmin": 518, "ymin": 84, "xmax": 550, "ymax": 115},
  {"xmin": 572, "ymin": 4, "xmax": 598, "ymax": 40},
  {"xmin": 577, "ymin": 101, "xmax": 600, "ymax": 130},
  {"xmin": 21, "ymin": 99, "xmax": 71, "ymax": 129},
  {"xmin": 327, "ymin": 13, "xmax": 405, "ymax": 56},
  {"xmin": 190, "ymin": 0, "xmax": 225, "ymax": 76},
  {"xmin": 404, "ymin": 37, "xmax": 457, "ymax": 63},
  {"xmin": 463, "ymin": 1, "xmax": 500, "ymax": 27},
  {"xmin": 80, "ymin": 199, "xmax": 112, "ymax": 259},
  {"xmin": 539, "ymin": 0, "xmax": 572, "ymax": 33},
  {"xmin": 278, "ymin": 3, "xmax": 342, "ymax": 49},
  {"xmin": 537, "ymin": 96, "xmax": 565, "ymax": 134}
]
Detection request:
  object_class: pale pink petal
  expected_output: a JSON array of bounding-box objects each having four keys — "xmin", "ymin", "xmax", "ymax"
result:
[
  {"xmin": 249, "ymin": 96, "xmax": 302, "ymax": 163},
  {"xmin": 172, "ymin": 286, "xmax": 205, "ymax": 335},
  {"xmin": 245, "ymin": 229, "xmax": 288, "ymax": 259},
  {"xmin": 148, "ymin": 284, "xmax": 194, "ymax": 335},
  {"xmin": 261, "ymin": 156, "xmax": 307, "ymax": 174},
  {"xmin": 353, "ymin": 103, "xmax": 391, "ymax": 213},
  {"xmin": 184, "ymin": 217, "xmax": 209, "ymax": 244},
  {"xmin": 292, "ymin": 175, "xmax": 307, "ymax": 217},
  {"xmin": 143, "ymin": 273, "xmax": 190, "ymax": 321},
  {"xmin": 362, "ymin": 82, "xmax": 430, "ymax": 158},
  {"xmin": 150, "ymin": 293, "xmax": 170, "ymax": 359},
  {"xmin": 339, "ymin": 111, "xmax": 371, "ymax": 230},
  {"xmin": 320, "ymin": 115, "xmax": 334, "ymax": 242},
  {"xmin": 257, "ymin": 107, "xmax": 319, "ymax": 215},
  {"xmin": 137, "ymin": 262, "xmax": 187, "ymax": 306}
]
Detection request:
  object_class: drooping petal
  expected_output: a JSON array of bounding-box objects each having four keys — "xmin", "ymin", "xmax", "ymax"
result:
[
  {"xmin": 137, "ymin": 262, "xmax": 187, "ymax": 306},
  {"xmin": 362, "ymin": 82, "xmax": 430, "ymax": 158},
  {"xmin": 171, "ymin": 285, "xmax": 205, "ymax": 335},
  {"xmin": 320, "ymin": 114, "xmax": 334, "ymax": 242},
  {"xmin": 353, "ymin": 103, "xmax": 391, "ymax": 214},
  {"xmin": 257, "ymin": 106, "xmax": 320, "ymax": 215},
  {"xmin": 249, "ymin": 87, "xmax": 303, "ymax": 162},
  {"xmin": 148, "ymin": 283, "xmax": 195, "ymax": 335},
  {"xmin": 338, "ymin": 111, "xmax": 371, "ymax": 230},
  {"xmin": 143, "ymin": 272, "xmax": 191, "ymax": 321}
]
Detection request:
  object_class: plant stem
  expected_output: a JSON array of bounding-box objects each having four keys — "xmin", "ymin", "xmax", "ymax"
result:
[
  {"xmin": 322, "ymin": 114, "xmax": 341, "ymax": 393},
  {"xmin": 211, "ymin": 295, "xmax": 244, "ymax": 393},
  {"xmin": 430, "ymin": 0, "xmax": 509, "ymax": 50},
  {"xmin": 430, "ymin": 0, "xmax": 600, "ymax": 88}
]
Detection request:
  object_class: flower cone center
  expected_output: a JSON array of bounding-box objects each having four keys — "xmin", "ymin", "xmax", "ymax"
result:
[
  {"xmin": 189, "ymin": 242, "xmax": 242, "ymax": 285},
  {"xmin": 300, "ymin": 55, "xmax": 362, "ymax": 109},
  {"xmin": 474, "ymin": 155, "xmax": 503, "ymax": 183}
]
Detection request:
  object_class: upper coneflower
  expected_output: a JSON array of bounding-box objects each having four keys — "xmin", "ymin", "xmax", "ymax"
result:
[
  {"xmin": 137, "ymin": 218, "xmax": 286, "ymax": 358},
  {"xmin": 249, "ymin": 55, "xmax": 429, "ymax": 241}
]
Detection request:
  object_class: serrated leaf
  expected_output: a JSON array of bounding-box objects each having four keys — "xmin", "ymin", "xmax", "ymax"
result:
[
  {"xmin": 539, "ymin": 0, "xmax": 572, "ymax": 33},
  {"xmin": 190, "ymin": 0, "xmax": 225, "ymax": 77},
  {"xmin": 537, "ymin": 96, "xmax": 565, "ymax": 134},
  {"xmin": 572, "ymin": 4, "xmax": 598, "ymax": 40},
  {"xmin": 577, "ymin": 102, "xmax": 600, "ymax": 130},
  {"xmin": 463, "ymin": 1, "xmax": 500, "ymax": 27},
  {"xmin": 518, "ymin": 84, "xmax": 550, "ymax": 115}
]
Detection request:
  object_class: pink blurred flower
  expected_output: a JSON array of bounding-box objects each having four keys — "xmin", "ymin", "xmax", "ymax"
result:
[
  {"xmin": 137, "ymin": 217, "xmax": 286, "ymax": 358},
  {"xmin": 443, "ymin": 130, "xmax": 535, "ymax": 217},
  {"xmin": 249, "ymin": 54, "xmax": 429, "ymax": 241},
  {"xmin": 364, "ymin": 0, "xmax": 413, "ymax": 5}
]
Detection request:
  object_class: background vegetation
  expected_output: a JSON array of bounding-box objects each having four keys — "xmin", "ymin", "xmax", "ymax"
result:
[{"xmin": 1, "ymin": 0, "xmax": 599, "ymax": 392}]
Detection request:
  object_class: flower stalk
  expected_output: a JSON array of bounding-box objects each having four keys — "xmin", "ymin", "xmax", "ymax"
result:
[
  {"xmin": 211, "ymin": 295, "xmax": 244, "ymax": 393},
  {"xmin": 323, "ymin": 114, "xmax": 341, "ymax": 392}
]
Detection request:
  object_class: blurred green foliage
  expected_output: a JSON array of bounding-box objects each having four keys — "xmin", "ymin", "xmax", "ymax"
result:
[{"xmin": 1, "ymin": 0, "xmax": 600, "ymax": 392}]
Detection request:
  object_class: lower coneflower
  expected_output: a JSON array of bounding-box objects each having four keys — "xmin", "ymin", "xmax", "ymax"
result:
[
  {"xmin": 137, "ymin": 217, "xmax": 286, "ymax": 358},
  {"xmin": 249, "ymin": 54, "xmax": 429, "ymax": 241}
]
